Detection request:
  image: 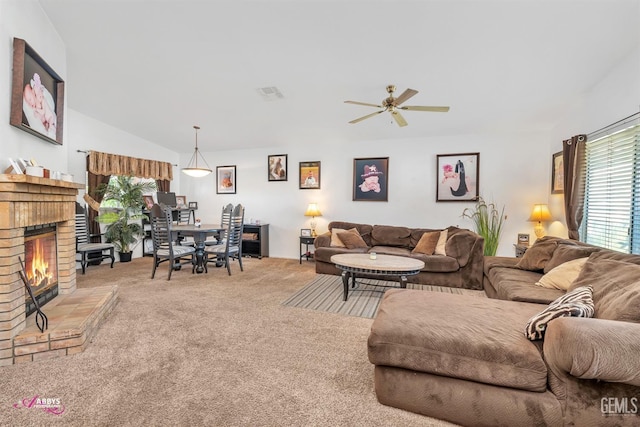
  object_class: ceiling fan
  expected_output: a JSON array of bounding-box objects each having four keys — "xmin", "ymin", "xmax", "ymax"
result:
[{"xmin": 344, "ymin": 85, "xmax": 449, "ymax": 127}]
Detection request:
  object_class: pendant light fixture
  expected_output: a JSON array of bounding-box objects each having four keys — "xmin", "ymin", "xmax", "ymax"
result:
[{"xmin": 182, "ymin": 125, "xmax": 212, "ymax": 177}]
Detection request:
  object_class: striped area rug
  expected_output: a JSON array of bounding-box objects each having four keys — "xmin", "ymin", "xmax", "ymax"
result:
[{"xmin": 282, "ymin": 274, "xmax": 485, "ymax": 319}]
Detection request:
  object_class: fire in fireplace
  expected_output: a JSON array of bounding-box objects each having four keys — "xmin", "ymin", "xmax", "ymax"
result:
[{"xmin": 24, "ymin": 226, "xmax": 59, "ymax": 316}]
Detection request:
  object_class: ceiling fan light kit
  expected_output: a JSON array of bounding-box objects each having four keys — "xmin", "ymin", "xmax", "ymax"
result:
[
  {"xmin": 182, "ymin": 125, "xmax": 212, "ymax": 178},
  {"xmin": 345, "ymin": 84, "xmax": 450, "ymax": 127}
]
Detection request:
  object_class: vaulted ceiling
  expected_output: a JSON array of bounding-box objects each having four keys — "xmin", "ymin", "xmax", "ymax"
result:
[{"xmin": 38, "ymin": 0, "xmax": 639, "ymax": 152}]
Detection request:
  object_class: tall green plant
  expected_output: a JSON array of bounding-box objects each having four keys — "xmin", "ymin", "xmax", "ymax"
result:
[
  {"xmin": 462, "ymin": 197, "xmax": 506, "ymax": 256},
  {"xmin": 95, "ymin": 176, "xmax": 156, "ymax": 253}
]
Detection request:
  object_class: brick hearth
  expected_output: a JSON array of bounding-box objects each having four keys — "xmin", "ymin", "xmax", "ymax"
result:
[{"xmin": 0, "ymin": 174, "xmax": 118, "ymax": 365}]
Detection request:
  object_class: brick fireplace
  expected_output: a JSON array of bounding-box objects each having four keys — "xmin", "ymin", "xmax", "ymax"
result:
[{"xmin": 0, "ymin": 174, "xmax": 117, "ymax": 365}]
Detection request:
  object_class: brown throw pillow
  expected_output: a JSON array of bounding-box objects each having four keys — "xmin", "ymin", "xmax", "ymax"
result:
[
  {"xmin": 411, "ymin": 231, "xmax": 441, "ymax": 255},
  {"xmin": 543, "ymin": 244, "xmax": 599, "ymax": 273},
  {"xmin": 336, "ymin": 229, "xmax": 368, "ymax": 249},
  {"xmin": 330, "ymin": 228, "xmax": 348, "ymax": 247},
  {"xmin": 568, "ymin": 253, "xmax": 640, "ymax": 323},
  {"xmin": 516, "ymin": 237, "xmax": 559, "ymax": 271}
]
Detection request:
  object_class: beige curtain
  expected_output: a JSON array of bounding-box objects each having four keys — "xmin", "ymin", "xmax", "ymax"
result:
[
  {"xmin": 562, "ymin": 134, "xmax": 587, "ymax": 240},
  {"xmin": 88, "ymin": 151, "xmax": 173, "ymax": 181}
]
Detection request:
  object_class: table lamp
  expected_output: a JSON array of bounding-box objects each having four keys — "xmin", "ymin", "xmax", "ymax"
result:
[
  {"xmin": 528, "ymin": 204, "xmax": 552, "ymax": 238},
  {"xmin": 304, "ymin": 203, "xmax": 322, "ymax": 237}
]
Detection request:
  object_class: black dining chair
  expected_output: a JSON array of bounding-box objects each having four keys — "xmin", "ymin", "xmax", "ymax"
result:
[
  {"xmin": 204, "ymin": 203, "xmax": 233, "ymax": 246},
  {"xmin": 75, "ymin": 204, "xmax": 115, "ymax": 274},
  {"xmin": 149, "ymin": 204, "xmax": 196, "ymax": 280},
  {"xmin": 204, "ymin": 204, "xmax": 244, "ymax": 275}
]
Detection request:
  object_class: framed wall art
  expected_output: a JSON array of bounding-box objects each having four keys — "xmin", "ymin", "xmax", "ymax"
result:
[
  {"xmin": 268, "ymin": 154, "xmax": 287, "ymax": 181},
  {"xmin": 10, "ymin": 38, "xmax": 65, "ymax": 145},
  {"xmin": 517, "ymin": 233, "xmax": 530, "ymax": 246},
  {"xmin": 299, "ymin": 161, "xmax": 321, "ymax": 189},
  {"xmin": 551, "ymin": 151, "xmax": 564, "ymax": 194},
  {"xmin": 143, "ymin": 195, "xmax": 155, "ymax": 210},
  {"xmin": 353, "ymin": 157, "xmax": 389, "ymax": 202},
  {"xmin": 436, "ymin": 153, "xmax": 480, "ymax": 202},
  {"xmin": 216, "ymin": 165, "xmax": 236, "ymax": 194}
]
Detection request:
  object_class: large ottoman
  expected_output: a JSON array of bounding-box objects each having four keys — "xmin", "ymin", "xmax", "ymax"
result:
[{"xmin": 367, "ymin": 289, "xmax": 563, "ymax": 426}]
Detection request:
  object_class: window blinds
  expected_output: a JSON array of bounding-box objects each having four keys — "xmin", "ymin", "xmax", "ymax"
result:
[{"xmin": 582, "ymin": 121, "xmax": 640, "ymax": 253}]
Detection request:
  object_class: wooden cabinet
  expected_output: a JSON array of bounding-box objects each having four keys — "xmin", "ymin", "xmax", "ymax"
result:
[{"xmin": 242, "ymin": 224, "xmax": 269, "ymax": 258}]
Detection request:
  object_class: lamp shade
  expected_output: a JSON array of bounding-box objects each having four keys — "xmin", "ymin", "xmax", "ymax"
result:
[
  {"xmin": 304, "ymin": 203, "xmax": 322, "ymax": 217},
  {"xmin": 528, "ymin": 204, "xmax": 552, "ymax": 222},
  {"xmin": 181, "ymin": 125, "xmax": 212, "ymax": 177}
]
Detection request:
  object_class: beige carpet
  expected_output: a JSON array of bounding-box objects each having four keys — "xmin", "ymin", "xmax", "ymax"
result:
[{"xmin": 2, "ymin": 257, "xmax": 458, "ymax": 426}]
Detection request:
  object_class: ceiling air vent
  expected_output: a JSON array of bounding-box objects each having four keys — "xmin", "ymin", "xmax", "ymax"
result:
[{"xmin": 256, "ymin": 86, "xmax": 284, "ymax": 101}]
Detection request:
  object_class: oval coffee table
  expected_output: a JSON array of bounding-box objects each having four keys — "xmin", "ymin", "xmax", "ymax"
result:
[{"xmin": 330, "ymin": 253, "xmax": 425, "ymax": 301}]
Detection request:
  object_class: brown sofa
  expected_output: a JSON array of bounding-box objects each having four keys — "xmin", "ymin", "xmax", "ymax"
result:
[
  {"xmin": 368, "ymin": 237, "xmax": 640, "ymax": 426},
  {"xmin": 314, "ymin": 221, "xmax": 485, "ymax": 289}
]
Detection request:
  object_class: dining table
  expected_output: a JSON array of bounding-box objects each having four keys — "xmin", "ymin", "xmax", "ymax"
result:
[{"xmin": 172, "ymin": 223, "xmax": 226, "ymax": 273}]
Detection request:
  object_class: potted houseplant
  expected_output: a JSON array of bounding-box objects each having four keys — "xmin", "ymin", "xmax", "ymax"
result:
[
  {"xmin": 462, "ymin": 197, "xmax": 506, "ymax": 256},
  {"xmin": 95, "ymin": 176, "xmax": 156, "ymax": 261}
]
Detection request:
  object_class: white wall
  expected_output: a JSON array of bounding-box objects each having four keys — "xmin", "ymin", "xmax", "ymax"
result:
[
  {"xmin": 546, "ymin": 45, "xmax": 640, "ymax": 238},
  {"xmin": 181, "ymin": 130, "xmax": 551, "ymax": 258},
  {"xmin": 0, "ymin": 0, "xmax": 68, "ymax": 171},
  {"xmin": 1, "ymin": 0, "xmax": 180, "ymax": 263}
]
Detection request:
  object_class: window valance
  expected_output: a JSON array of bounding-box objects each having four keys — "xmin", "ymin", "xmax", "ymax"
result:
[{"xmin": 88, "ymin": 150, "xmax": 173, "ymax": 181}]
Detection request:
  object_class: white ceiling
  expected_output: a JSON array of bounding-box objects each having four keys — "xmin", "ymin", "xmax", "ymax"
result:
[{"xmin": 38, "ymin": 0, "xmax": 640, "ymax": 152}]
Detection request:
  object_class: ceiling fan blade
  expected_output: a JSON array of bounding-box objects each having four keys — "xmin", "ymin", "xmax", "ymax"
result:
[
  {"xmin": 349, "ymin": 110, "xmax": 385, "ymax": 124},
  {"xmin": 394, "ymin": 88, "xmax": 418, "ymax": 106},
  {"xmin": 400, "ymin": 105, "xmax": 450, "ymax": 112},
  {"xmin": 345, "ymin": 100, "xmax": 383, "ymax": 108},
  {"xmin": 391, "ymin": 111, "xmax": 408, "ymax": 127}
]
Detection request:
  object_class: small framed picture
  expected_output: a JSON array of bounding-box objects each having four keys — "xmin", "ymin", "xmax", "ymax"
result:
[
  {"xmin": 188, "ymin": 201, "xmax": 198, "ymax": 209},
  {"xmin": 143, "ymin": 195, "xmax": 155, "ymax": 210},
  {"xmin": 216, "ymin": 165, "xmax": 237, "ymax": 194},
  {"xmin": 301, "ymin": 229, "xmax": 312, "ymax": 237},
  {"xmin": 436, "ymin": 153, "xmax": 480, "ymax": 202},
  {"xmin": 353, "ymin": 157, "xmax": 389, "ymax": 202},
  {"xmin": 268, "ymin": 154, "xmax": 287, "ymax": 181},
  {"xmin": 517, "ymin": 233, "xmax": 530, "ymax": 246},
  {"xmin": 299, "ymin": 161, "xmax": 321, "ymax": 189},
  {"xmin": 551, "ymin": 151, "xmax": 564, "ymax": 194},
  {"xmin": 176, "ymin": 196, "xmax": 187, "ymax": 207}
]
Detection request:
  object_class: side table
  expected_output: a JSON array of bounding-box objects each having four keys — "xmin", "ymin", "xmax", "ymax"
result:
[
  {"xmin": 300, "ymin": 236, "xmax": 315, "ymax": 264},
  {"xmin": 514, "ymin": 244, "xmax": 529, "ymax": 258}
]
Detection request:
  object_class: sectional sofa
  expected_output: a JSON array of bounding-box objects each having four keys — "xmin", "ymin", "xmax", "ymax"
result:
[
  {"xmin": 314, "ymin": 221, "xmax": 485, "ymax": 289},
  {"xmin": 368, "ymin": 236, "xmax": 640, "ymax": 426}
]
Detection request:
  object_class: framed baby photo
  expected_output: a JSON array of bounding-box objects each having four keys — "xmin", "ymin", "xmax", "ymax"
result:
[
  {"xmin": 216, "ymin": 165, "xmax": 237, "ymax": 194},
  {"xmin": 176, "ymin": 196, "xmax": 187, "ymax": 208},
  {"xmin": 268, "ymin": 154, "xmax": 288, "ymax": 181},
  {"xmin": 299, "ymin": 161, "xmax": 321, "ymax": 189},
  {"xmin": 353, "ymin": 157, "xmax": 389, "ymax": 202},
  {"xmin": 10, "ymin": 38, "xmax": 65, "ymax": 145},
  {"xmin": 143, "ymin": 195, "xmax": 155, "ymax": 210},
  {"xmin": 436, "ymin": 153, "xmax": 480, "ymax": 202}
]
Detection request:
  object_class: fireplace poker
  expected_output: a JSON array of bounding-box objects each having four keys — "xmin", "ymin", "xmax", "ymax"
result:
[{"xmin": 18, "ymin": 257, "xmax": 48, "ymax": 333}]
